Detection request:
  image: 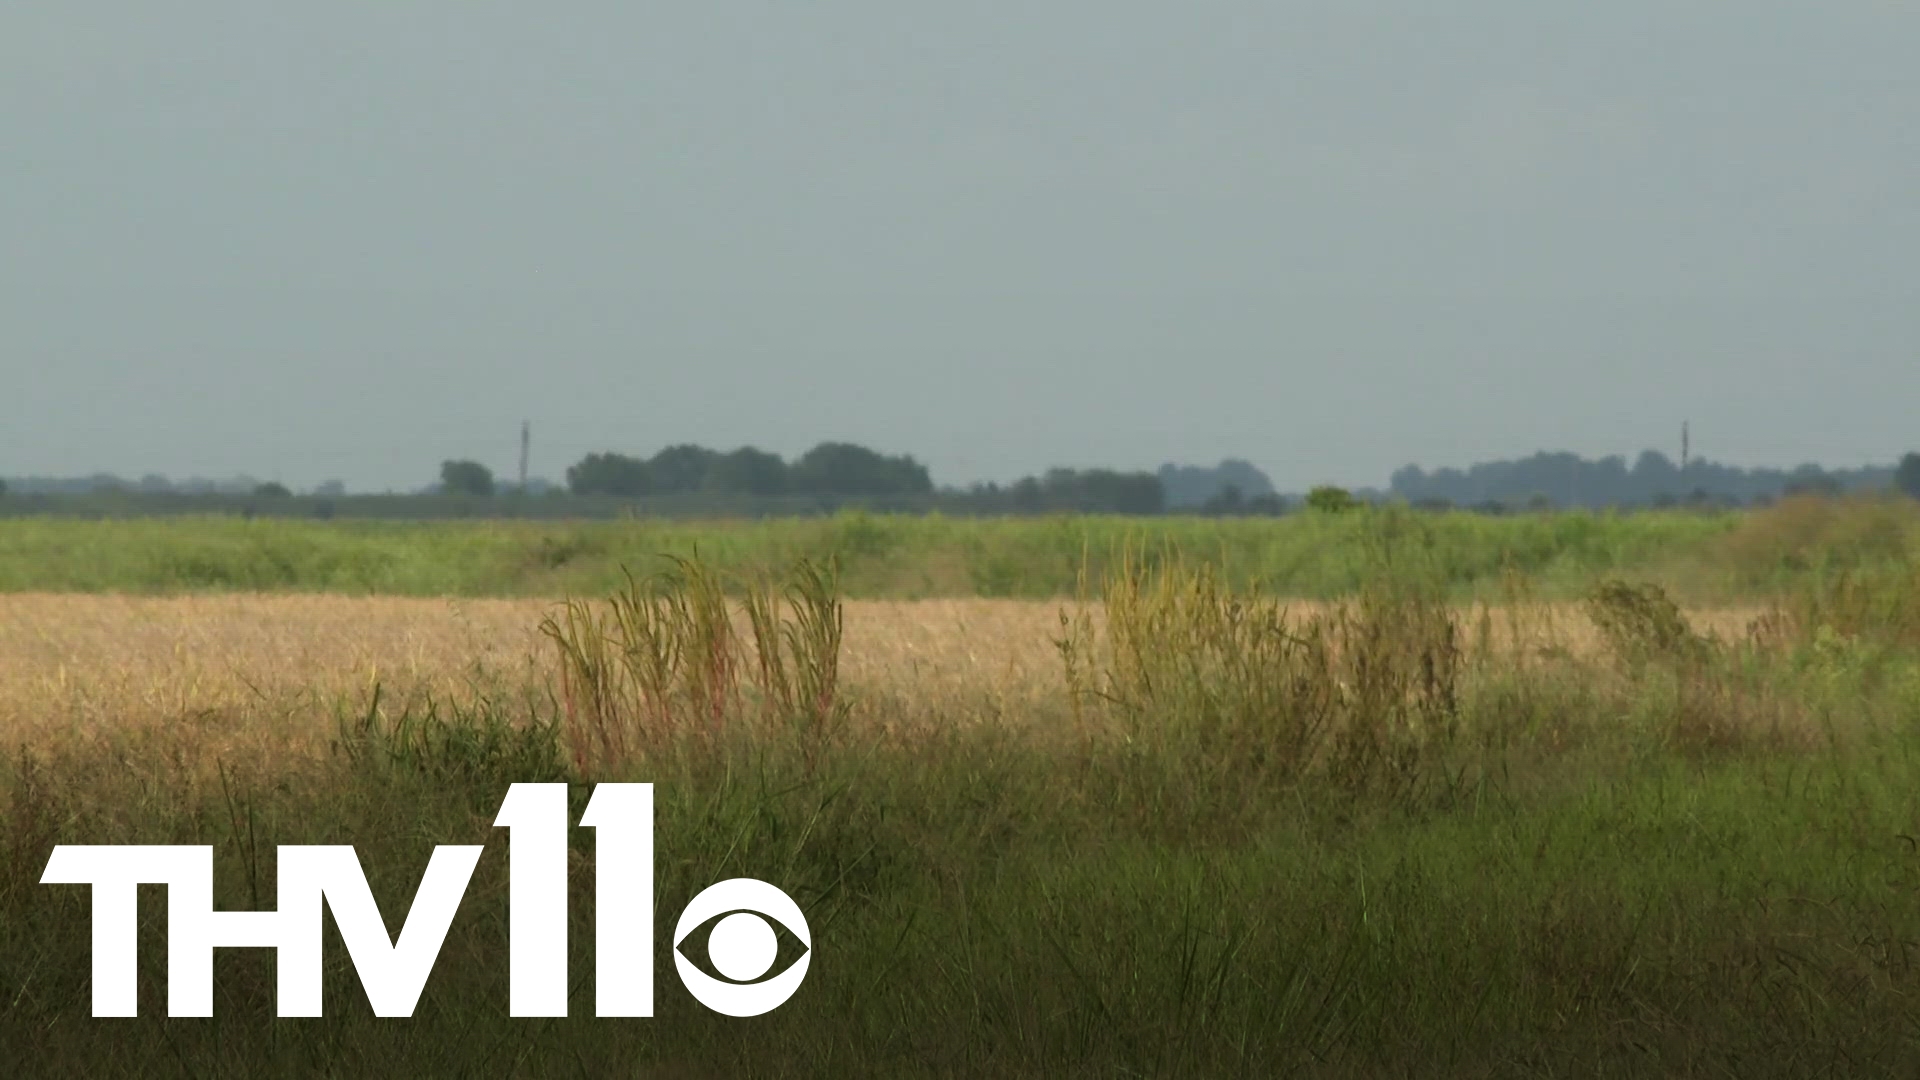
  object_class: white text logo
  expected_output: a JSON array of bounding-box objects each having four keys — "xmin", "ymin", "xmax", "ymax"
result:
[{"xmin": 38, "ymin": 783, "xmax": 811, "ymax": 1018}]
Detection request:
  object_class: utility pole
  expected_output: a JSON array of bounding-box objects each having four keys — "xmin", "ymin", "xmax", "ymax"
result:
[
  {"xmin": 519, "ymin": 420, "xmax": 530, "ymax": 493},
  {"xmin": 1681, "ymin": 421, "xmax": 1689, "ymax": 473}
]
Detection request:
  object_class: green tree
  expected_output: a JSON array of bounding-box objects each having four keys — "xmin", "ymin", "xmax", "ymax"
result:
[
  {"xmin": 793, "ymin": 442, "xmax": 932, "ymax": 498},
  {"xmin": 1897, "ymin": 452, "xmax": 1920, "ymax": 499},
  {"xmin": 706, "ymin": 446, "xmax": 789, "ymax": 496},
  {"xmin": 566, "ymin": 452, "xmax": 651, "ymax": 497},
  {"xmin": 439, "ymin": 459, "xmax": 495, "ymax": 498},
  {"xmin": 648, "ymin": 444, "xmax": 723, "ymax": 494},
  {"xmin": 1201, "ymin": 484, "xmax": 1246, "ymax": 516},
  {"xmin": 1037, "ymin": 467, "xmax": 1163, "ymax": 514},
  {"xmin": 1305, "ymin": 485, "xmax": 1358, "ymax": 512},
  {"xmin": 1783, "ymin": 470, "xmax": 1842, "ymax": 498},
  {"xmin": 253, "ymin": 482, "xmax": 291, "ymax": 498}
]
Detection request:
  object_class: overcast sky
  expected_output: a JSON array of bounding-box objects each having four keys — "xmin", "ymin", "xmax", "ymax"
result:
[{"xmin": 2, "ymin": 3, "xmax": 1915, "ymax": 492}]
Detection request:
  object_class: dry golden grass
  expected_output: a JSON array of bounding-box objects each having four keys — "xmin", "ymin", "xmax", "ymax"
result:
[{"xmin": 0, "ymin": 593, "xmax": 1774, "ymax": 767}]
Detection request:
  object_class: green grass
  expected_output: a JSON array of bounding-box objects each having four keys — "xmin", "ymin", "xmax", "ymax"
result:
[
  {"xmin": 9, "ymin": 669, "xmax": 1920, "ymax": 1075},
  {"xmin": 0, "ymin": 506, "xmax": 1763, "ymax": 600},
  {"xmin": 6, "ymin": 512, "xmax": 1920, "ymax": 1075}
]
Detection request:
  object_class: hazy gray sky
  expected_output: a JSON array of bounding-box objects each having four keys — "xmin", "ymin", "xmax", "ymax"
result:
[{"xmin": 3, "ymin": 3, "xmax": 1915, "ymax": 492}]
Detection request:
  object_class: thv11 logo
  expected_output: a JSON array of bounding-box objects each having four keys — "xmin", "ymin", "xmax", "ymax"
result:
[{"xmin": 39, "ymin": 783, "xmax": 810, "ymax": 1018}]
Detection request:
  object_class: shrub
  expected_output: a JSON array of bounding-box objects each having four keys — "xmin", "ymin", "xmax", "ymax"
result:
[
  {"xmin": 1306, "ymin": 485, "xmax": 1359, "ymax": 513},
  {"xmin": 1583, "ymin": 579, "xmax": 1712, "ymax": 668}
]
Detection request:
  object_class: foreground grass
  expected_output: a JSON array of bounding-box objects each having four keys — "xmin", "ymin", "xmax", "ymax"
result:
[
  {"xmin": 5, "ymin": 527, "xmax": 1920, "ymax": 1075},
  {"xmin": 6, "ymin": 682, "xmax": 1920, "ymax": 1076}
]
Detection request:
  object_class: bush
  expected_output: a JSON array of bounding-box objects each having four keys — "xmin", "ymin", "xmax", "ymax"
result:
[
  {"xmin": 1306, "ymin": 485, "xmax": 1358, "ymax": 513},
  {"xmin": 1583, "ymin": 579, "xmax": 1712, "ymax": 667}
]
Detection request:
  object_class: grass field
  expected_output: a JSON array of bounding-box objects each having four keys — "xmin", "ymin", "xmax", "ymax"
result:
[
  {"xmin": 0, "ymin": 504, "xmax": 1765, "ymax": 599},
  {"xmin": 5, "ymin": 497, "xmax": 1920, "ymax": 1075},
  {"xmin": 5, "ymin": 496, "xmax": 1916, "ymax": 603}
]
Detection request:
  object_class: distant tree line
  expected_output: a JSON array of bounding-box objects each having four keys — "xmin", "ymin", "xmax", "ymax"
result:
[
  {"xmin": 421, "ymin": 446, "xmax": 1302, "ymax": 516},
  {"xmin": 1158, "ymin": 459, "xmax": 1277, "ymax": 508},
  {"xmin": 9, "ymin": 448, "xmax": 1919, "ymax": 518},
  {"xmin": 560, "ymin": 442, "xmax": 934, "ymax": 501},
  {"xmin": 0, "ymin": 472, "xmax": 284, "ymax": 496},
  {"xmin": 1390, "ymin": 450, "xmax": 1907, "ymax": 510},
  {"xmin": 426, "ymin": 442, "xmax": 1179, "ymax": 514},
  {"xmin": 941, "ymin": 468, "xmax": 1165, "ymax": 515}
]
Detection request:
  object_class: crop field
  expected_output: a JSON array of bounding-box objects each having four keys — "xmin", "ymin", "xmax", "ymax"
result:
[{"xmin": 4, "ymin": 498, "xmax": 1920, "ymax": 1076}]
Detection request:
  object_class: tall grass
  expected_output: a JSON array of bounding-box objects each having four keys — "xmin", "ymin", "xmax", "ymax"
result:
[
  {"xmin": 539, "ymin": 553, "xmax": 847, "ymax": 777},
  {"xmin": 8, "ymin": 522, "xmax": 1920, "ymax": 1075},
  {"xmin": 1057, "ymin": 540, "xmax": 1462, "ymax": 799}
]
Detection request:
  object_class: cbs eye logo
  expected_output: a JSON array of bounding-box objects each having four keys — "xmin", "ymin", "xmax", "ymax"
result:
[{"xmin": 673, "ymin": 879, "xmax": 812, "ymax": 1016}]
